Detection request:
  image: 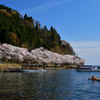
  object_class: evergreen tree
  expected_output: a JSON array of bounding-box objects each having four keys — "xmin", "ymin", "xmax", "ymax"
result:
[{"xmin": 0, "ymin": 5, "xmax": 75, "ymax": 55}]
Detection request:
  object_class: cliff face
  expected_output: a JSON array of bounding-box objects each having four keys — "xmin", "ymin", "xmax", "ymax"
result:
[
  {"xmin": 0, "ymin": 44, "xmax": 85, "ymax": 65},
  {"xmin": 0, "ymin": 5, "xmax": 75, "ymax": 55}
]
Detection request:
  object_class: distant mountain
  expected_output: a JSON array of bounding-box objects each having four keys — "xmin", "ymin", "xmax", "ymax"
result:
[{"xmin": 0, "ymin": 5, "xmax": 75, "ymax": 55}]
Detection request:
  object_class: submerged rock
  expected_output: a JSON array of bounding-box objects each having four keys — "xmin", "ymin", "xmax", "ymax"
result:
[{"xmin": 0, "ymin": 43, "xmax": 85, "ymax": 65}]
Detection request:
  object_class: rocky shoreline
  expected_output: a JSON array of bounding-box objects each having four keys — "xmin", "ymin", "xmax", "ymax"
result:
[{"xmin": 0, "ymin": 63, "xmax": 78, "ymax": 72}]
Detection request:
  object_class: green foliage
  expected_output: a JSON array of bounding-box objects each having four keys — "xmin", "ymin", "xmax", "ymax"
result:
[{"xmin": 0, "ymin": 5, "xmax": 75, "ymax": 55}]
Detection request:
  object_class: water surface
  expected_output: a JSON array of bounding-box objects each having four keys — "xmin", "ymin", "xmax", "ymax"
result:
[{"xmin": 0, "ymin": 69, "xmax": 100, "ymax": 100}]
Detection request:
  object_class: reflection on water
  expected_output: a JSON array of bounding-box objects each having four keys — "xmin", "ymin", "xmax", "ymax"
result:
[{"xmin": 0, "ymin": 69, "xmax": 100, "ymax": 100}]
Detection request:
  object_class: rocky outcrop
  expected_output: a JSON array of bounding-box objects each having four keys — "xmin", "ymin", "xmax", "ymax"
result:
[{"xmin": 0, "ymin": 44, "xmax": 85, "ymax": 65}]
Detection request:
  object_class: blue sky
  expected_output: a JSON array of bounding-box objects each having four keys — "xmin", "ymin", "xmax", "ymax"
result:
[{"xmin": 0, "ymin": 0, "xmax": 100, "ymax": 65}]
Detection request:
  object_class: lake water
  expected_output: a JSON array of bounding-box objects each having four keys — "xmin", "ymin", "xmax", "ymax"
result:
[{"xmin": 0, "ymin": 69, "xmax": 100, "ymax": 100}]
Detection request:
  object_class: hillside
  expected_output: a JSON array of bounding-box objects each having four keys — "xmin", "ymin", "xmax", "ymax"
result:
[{"xmin": 0, "ymin": 5, "xmax": 75, "ymax": 55}]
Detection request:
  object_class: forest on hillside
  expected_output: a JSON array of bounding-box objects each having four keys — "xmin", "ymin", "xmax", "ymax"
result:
[{"xmin": 0, "ymin": 5, "xmax": 75, "ymax": 55}]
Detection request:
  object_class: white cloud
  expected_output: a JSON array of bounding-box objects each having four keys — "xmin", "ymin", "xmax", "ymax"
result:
[
  {"xmin": 71, "ymin": 41, "xmax": 100, "ymax": 48},
  {"xmin": 21, "ymin": 0, "xmax": 71, "ymax": 14},
  {"xmin": 71, "ymin": 41, "xmax": 100, "ymax": 65}
]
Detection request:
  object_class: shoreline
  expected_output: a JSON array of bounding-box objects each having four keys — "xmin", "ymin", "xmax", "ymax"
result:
[{"xmin": 0, "ymin": 63, "xmax": 80, "ymax": 72}]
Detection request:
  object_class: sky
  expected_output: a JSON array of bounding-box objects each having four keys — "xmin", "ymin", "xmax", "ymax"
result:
[{"xmin": 0, "ymin": 0, "xmax": 100, "ymax": 65}]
